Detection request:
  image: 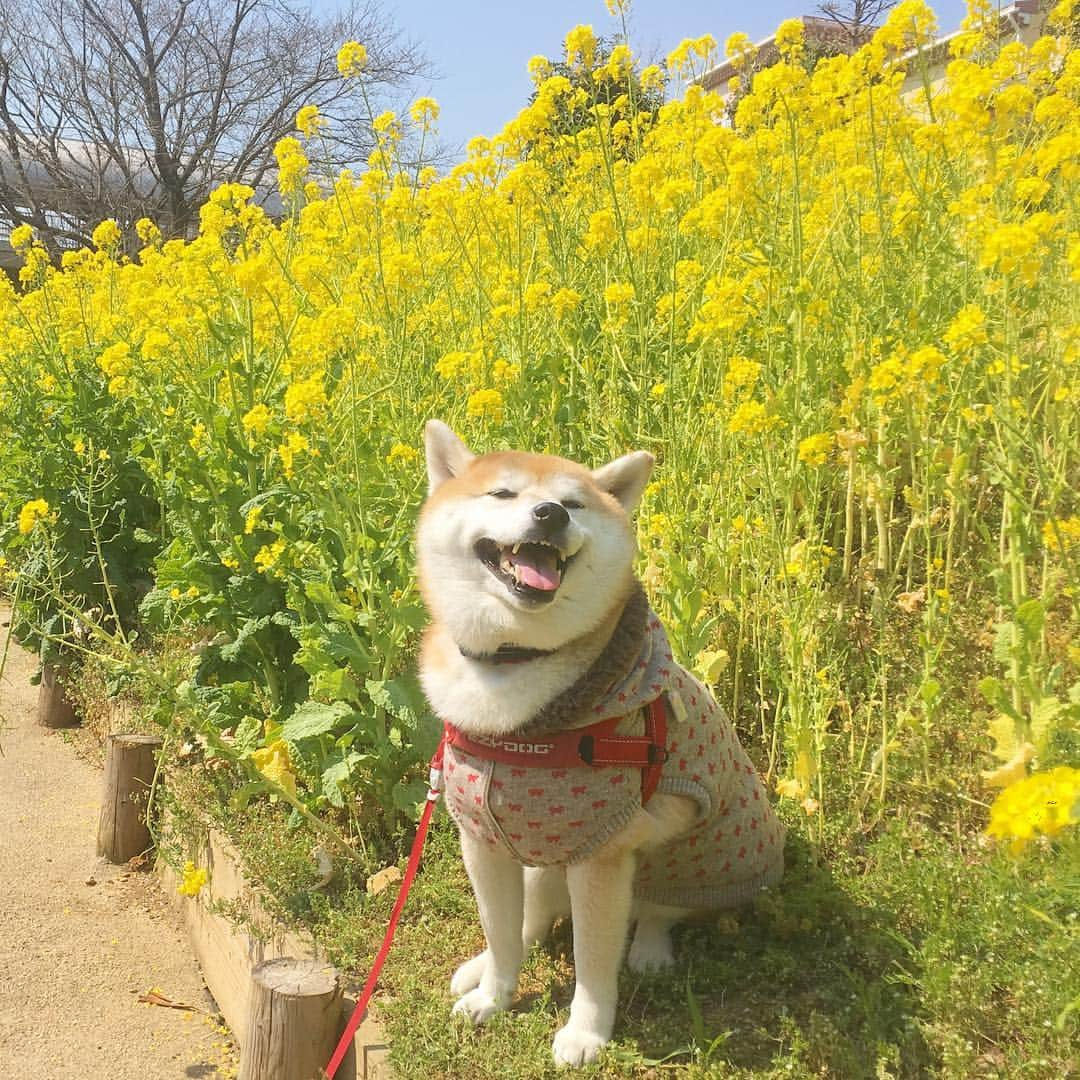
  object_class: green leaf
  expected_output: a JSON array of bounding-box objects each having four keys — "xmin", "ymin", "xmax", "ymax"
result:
[
  {"xmin": 978, "ymin": 677, "xmax": 1004, "ymax": 706},
  {"xmin": 281, "ymin": 700, "xmax": 356, "ymax": 742},
  {"xmin": 1014, "ymin": 599, "xmax": 1045, "ymax": 642},
  {"xmin": 312, "ymin": 666, "xmax": 361, "ymax": 702},
  {"xmin": 366, "ymin": 678, "xmax": 393, "ymax": 714},
  {"xmin": 986, "ymin": 713, "xmax": 1025, "ymax": 763},
  {"xmin": 919, "ymin": 678, "xmax": 941, "ymax": 704},
  {"xmin": 294, "ymin": 623, "xmax": 371, "ymax": 678},
  {"xmin": 992, "ymin": 621, "xmax": 1017, "ymax": 665},
  {"xmin": 686, "ymin": 979, "xmax": 706, "ymax": 1045},
  {"xmin": 391, "ymin": 775, "xmax": 428, "ymax": 813},
  {"xmin": 321, "ymin": 752, "xmax": 363, "ymax": 808},
  {"xmin": 367, "ymin": 674, "xmax": 426, "ymax": 727},
  {"xmin": 234, "ymin": 714, "xmax": 263, "ymax": 754},
  {"xmin": 304, "ymin": 580, "xmax": 369, "ymax": 624},
  {"xmin": 219, "ymin": 615, "xmax": 272, "ymax": 661},
  {"xmin": 1029, "ymin": 695, "xmax": 1061, "ymax": 756},
  {"xmin": 230, "ymin": 780, "xmax": 268, "ymax": 812}
]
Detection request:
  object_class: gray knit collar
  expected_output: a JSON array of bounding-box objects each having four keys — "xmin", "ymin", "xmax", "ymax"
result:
[{"xmin": 519, "ymin": 582, "xmax": 656, "ymax": 736}]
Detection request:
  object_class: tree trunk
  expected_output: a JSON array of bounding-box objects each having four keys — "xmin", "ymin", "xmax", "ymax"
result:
[
  {"xmin": 96, "ymin": 733, "xmax": 163, "ymax": 863},
  {"xmin": 239, "ymin": 957, "xmax": 343, "ymax": 1080},
  {"xmin": 37, "ymin": 662, "xmax": 79, "ymax": 728}
]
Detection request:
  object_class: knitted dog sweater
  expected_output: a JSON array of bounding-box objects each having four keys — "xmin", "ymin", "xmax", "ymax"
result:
[{"xmin": 442, "ymin": 587, "xmax": 786, "ymax": 909}]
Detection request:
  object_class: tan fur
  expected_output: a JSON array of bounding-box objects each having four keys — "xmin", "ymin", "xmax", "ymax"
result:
[{"xmin": 417, "ymin": 420, "xmax": 697, "ymax": 1067}]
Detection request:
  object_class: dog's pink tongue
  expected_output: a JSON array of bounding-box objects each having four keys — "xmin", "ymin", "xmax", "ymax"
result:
[{"xmin": 511, "ymin": 548, "xmax": 561, "ymax": 591}]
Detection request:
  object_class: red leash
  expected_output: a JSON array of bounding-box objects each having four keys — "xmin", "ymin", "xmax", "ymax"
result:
[{"xmin": 324, "ymin": 737, "xmax": 445, "ymax": 1079}]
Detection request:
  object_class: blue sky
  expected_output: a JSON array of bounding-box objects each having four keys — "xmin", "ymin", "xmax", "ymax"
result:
[{"xmin": 318, "ymin": 1, "xmax": 970, "ymax": 154}]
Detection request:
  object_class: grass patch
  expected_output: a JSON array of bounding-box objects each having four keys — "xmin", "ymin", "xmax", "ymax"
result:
[{"xmin": 171, "ymin": 755, "xmax": 1077, "ymax": 1079}]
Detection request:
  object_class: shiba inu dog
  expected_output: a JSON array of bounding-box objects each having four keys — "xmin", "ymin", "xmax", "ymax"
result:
[{"xmin": 417, "ymin": 420, "xmax": 785, "ymax": 1067}]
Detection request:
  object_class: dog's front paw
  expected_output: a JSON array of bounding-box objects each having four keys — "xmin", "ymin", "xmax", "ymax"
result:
[
  {"xmin": 449, "ymin": 951, "xmax": 489, "ymax": 996},
  {"xmin": 626, "ymin": 931, "xmax": 675, "ymax": 974},
  {"xmin": 552, "ymin": 1024, "xmax": 608, "ymax": 1067},
  {"xmin": 452, "ymin": 987, "xmax": 509, "ymax": 1025}
]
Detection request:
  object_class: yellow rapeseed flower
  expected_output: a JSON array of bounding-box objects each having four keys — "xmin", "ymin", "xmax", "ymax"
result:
[
  {"xmin": 604, "ymin": 281, "xmax": 635, "ymax": 307},
  {"xmin": 798, "ymin": 432, "xmax": 833, "ymax": 466},
  {"xmin": 134, "ymin": 217, "xmax": 161, "ymax": 246},
  {"xmin": 274, "ymin": 137, "xmax": 309, "ymax": 197},
  {"xmin": 565, "ymin": 24, "xmax": 597, "ymax": 68},
  {"xmin": 582, "ymin": 209, "xmax": 617, "ymax": 253},
  {"xmin": 251, "ymin": 739, "xmax": 297, "ymax": 797},
  {"xmin": 284, "ymin": 375, "xmax": 328, "ymax": 424},
  {"xmin": 386, "ymin": 441, "xmax": 420, "ymax": 465},
  {"xmin": 296, "ymin": 104, "xmax": 325, "ymax": 138},
  {"xmin": 943, "ymin": 304, "xmax": 988, "ymax": 354},
  {"xmin": 986, "ymin": 766, "xmax": 1080, "ymax": 855},
  {"xmin": 551, "ymin": 287, "xmax": 582, "ymax": 320},
  {"xmin": 466, "ymin": 388, "xmax": 505, "ymax": 423},
  {"xmin": 18, "ymin": 498, "xmax": 50, "ymax": 534},
  {"xmin": 410, "ymin": 97, "xmax": 440, "ymax": 128},
  {"xmin": 1042, "ymin": 516, "xmax": 1080, "ymax": 554},
  {"xmin": 242, "ymin": 404, "xmax": 272, "ymax": 441},
  {"xmin": 728, "ymin": 399, "xmax": 777, "ymax": 436},
  {"xmin": 254, "ymin": 538, "xmax": 286, "ymax": 574},
  {"xmin": 278, "ymin": 431, "xmax": 312, "ymax": 478},
  {"xmin": 372, "ymin": 111, "xmax": 399, "ymax": 134},
  {"xmin": 92, "ymin": 219, "xmax": 122, "ymax": 251},
  {"xmin": 775, "ymin": 19, "xmax": 804, "ymax": 59},
  {"xmin": 188, "ymin": 422, "xmax": 209, "ymax": 454},
  {"xmin": 97, "ymin": 342, "xmax": 132, "ymax": 380},
  {"xmin": 337, "ymin": 40, "xmax": 367, "ymax": 77},
  {"xmin": 9, "ymin": 223, "xmax": 34, "ymax": 251},
  {"xmin": 177, "ymin": 861, "xmax": 208, "ymax": 897}
]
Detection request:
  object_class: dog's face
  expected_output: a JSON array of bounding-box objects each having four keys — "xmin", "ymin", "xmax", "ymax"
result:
[{"xmin": 417, "ymin": 421, "xmax": 653, "ymax": 653}]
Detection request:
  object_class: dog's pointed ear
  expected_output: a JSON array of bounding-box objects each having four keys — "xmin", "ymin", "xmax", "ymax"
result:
[
  {"xmin": 592, "ymin": 451, "xmax": 654, "ymax": 513},
  {"xmin": 424, "ymin": 420, "xmax": 475, "ymax": 494}
]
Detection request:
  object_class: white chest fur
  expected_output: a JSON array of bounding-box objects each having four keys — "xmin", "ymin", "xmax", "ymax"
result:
[{"xmin": 419, "ymin": 625, "xmax": 607, "ymax": 736}]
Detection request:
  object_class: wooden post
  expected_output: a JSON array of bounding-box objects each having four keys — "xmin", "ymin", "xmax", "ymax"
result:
[
  {"xmin": 96, "ymin": 733, "xmax": 163, "ymax": 863},
  {"xmin": 37, "ymin": 662, "xmax": 79, "ymax": 728},
  {"xmin": 239, "ymin": 957, "xmax": 343, "ymax": 1080}
]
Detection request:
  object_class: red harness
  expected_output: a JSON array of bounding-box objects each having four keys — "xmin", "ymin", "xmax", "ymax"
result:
[
  {"xmin": 443, "ymin": 696, "xmax": 670, "ymax": 803},
  {"xmin": 326, "ymin": 700, "xmax": 669, "ymax": 1076}
]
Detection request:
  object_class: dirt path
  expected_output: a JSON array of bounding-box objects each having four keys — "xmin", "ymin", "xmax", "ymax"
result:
[{"xmin": 0, "ymin": 608, "xmax": 236, "ymax": 1079}]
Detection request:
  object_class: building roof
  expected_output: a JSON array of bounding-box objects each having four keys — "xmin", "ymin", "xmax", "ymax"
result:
[{"xmin": 697, "ymin": 1, "xmax": 1044, "ymax": 96}]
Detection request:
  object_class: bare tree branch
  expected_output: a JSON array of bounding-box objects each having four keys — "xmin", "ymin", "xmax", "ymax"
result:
[
  {"xmin": 0, "ymin": 0, "xmax": 427, "ymax": 252},
  {"xmin": 817, "ymin": 0, "xmax": 896, "ymax": 48}
]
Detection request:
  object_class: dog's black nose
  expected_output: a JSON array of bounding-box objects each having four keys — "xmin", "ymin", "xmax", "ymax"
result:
[{"xmin": 531, "ymin": 501, "xmax": 569, "ymax": 532}]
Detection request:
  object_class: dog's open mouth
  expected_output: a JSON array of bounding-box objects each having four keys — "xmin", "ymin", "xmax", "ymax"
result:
[{"xmin": 475, "ymin": 538, "xmax": 570, "ymax": 603}]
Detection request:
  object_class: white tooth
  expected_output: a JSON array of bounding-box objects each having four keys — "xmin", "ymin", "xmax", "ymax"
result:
[{"xmin": 512, "ymin": 543, "xmax": 521, "ymax": 555}]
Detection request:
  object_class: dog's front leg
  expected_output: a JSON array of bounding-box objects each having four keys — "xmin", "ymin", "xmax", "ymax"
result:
[
  {"xmin": 552, "ymin": 850, "xmax": 635, "ymax": 1067},
  {"xmin": 452, "ymin": 832, "xmax": 524, "ymax": 1024}
]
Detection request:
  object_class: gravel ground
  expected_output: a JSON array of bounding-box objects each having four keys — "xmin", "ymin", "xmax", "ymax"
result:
[{"xmin": 0, "ymin": 608, "xmax": 236, "ymax": 1079}]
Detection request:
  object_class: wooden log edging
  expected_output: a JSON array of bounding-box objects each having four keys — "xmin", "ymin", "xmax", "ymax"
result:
[
  {"xmin": 96, "ymin": 733, "xmax": 163, "ymax": 862},
  {"xmin": 71, "ymin": 692, "xmax": 391, "ymax": 1078},
  {"xmin": 238, "ymin": 957, "xmax": 342, "ymax": 1080},
  {"xmin": 37, "ymin": 661, "xmax": 79, "ymax": 728},
  {"xmin": 158, "ymin": 818, "xmax": 390, "ymax": 1079}
]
